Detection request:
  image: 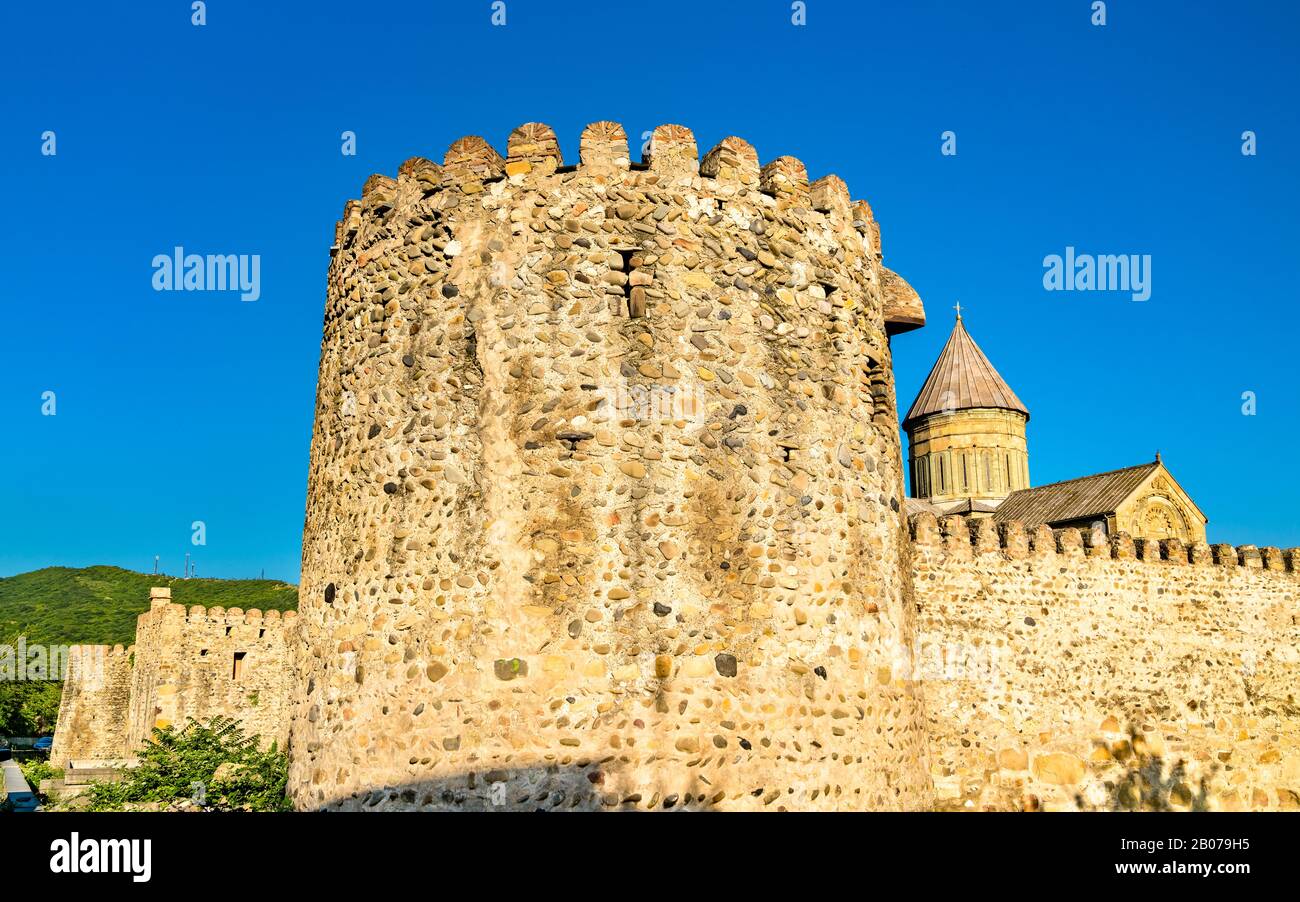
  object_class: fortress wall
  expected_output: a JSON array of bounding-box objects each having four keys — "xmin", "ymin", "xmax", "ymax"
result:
[
  {"xmin": 49, "ymin": 644, "xmax": 134, "ymax": 765},
  {"xmin": 126, "ymin": 593, "xmax": 295, "ymax": 751},
  {"xmin": 911, "ymin": 513, "xmax": 1300, "ymax": 811},
  {"xmin": 290, "ymin": 122, "xmax": 933, "ymax": 810},
  {"xmin": 52, "ymin": 589, "xmax": 296, "ymax": 764}
]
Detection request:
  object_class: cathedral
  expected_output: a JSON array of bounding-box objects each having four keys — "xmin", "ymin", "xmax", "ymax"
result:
[{"xmin": 901, "ymin": 310, "xmax": 1207, "ymax": 544}]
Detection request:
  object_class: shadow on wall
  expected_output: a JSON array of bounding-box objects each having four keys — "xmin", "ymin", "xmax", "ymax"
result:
[
  {"xmin": 308, "ymin": 763, "xmax": 729, "ymax": 812},
  {"xmin": 1081, "ymin": 729, "xmax": 1214, "ymax": 813}
]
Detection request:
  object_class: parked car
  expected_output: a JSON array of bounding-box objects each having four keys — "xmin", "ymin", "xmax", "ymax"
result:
[{"xmin": 32, "ymin": 736, "xmax": 52, "ymax": 753}]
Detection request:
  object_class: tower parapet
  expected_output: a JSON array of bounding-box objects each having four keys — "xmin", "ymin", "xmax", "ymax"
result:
[{"xmin": 291, "ymin": 120, "xmax": 933, "ymax": 810}]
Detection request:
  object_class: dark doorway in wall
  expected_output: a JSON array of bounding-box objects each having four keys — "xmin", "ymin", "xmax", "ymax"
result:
[{"xmin": 232, "ymin": 651, "xmax": 247, "ymax": 681}]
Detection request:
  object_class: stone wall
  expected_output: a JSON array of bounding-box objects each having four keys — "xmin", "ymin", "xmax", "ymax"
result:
[
  {"xmin": 126, "ymin": 591, "xmax": 294, "ymax": 751},
  {"xmin": 51, "ymin": 588, "xmax": 295, "ymax": 765},
  {"xmin": 49, "ymin": 644, "xmax": 134, "ymax": 764},
  {"xmin": 289, "ymin": 121, "xmax": 935, "ymax": 811},
  {"xmin": 911, "ymin": 512, "xmax": 1300, "ymax": 811}
]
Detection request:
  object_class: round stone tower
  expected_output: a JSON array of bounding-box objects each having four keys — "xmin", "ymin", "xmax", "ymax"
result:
[{"xmin": 289, "ymin": 121, "xmax": 933, "ymax": 810}]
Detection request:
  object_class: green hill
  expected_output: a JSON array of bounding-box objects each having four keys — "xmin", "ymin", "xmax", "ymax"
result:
[{"xmin": 0, "ymin": 566, "xmax": 299, "ymax": 648}]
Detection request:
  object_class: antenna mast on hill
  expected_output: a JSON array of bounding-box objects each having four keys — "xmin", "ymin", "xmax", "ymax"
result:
[
  {"xmin": 184, "ymin": 552, "xmax": 190, "ymax": 580},
  {"xmin": 153, "ymin": 555, "xmax": 159, "ymax": 575}
]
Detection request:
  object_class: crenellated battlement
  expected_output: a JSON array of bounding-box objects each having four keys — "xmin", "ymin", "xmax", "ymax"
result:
[
  {"xmin": 177, "ymin": 603, "xmax": 296, "ymax": 626},
  {"xmin": 137, "ymin": 587, "xmax": 298, "ymax": 630},
  {"xmin": 910, "ymin": 510, "xmax": 1300, "ymax": 812},
  {"xmin": 323, "ymin": 121, "xmax": 923, "ymax": 336},
  {"xmin": 62, "ymin": 643, "xmax": 135, "ymax": 660},
  {"xmin": 332, "ymin": 121, "xmax": 878, "ymax": 242},
  {"xmin": 908, "ymin": 511, "xmax": 1300, "ymax": 575}
]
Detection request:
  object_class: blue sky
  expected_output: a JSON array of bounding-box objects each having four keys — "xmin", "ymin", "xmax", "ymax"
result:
[{"xmin": 2, "ymin": 0, "xmax": 1297, "ymax": 581}]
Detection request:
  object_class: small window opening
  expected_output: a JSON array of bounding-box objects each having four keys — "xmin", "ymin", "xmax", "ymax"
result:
[
  {"xmin": 616, "ymin": 249, "xmax": 643, "ymax": 318},
  {"xmin": 232, "ymin": 651, "xmax": 247, "ymax": 681}
]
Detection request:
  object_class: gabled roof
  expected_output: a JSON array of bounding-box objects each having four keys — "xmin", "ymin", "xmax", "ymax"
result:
[
  {"xmin": 902, "ymin": 314, "xmax": 1029, "ymax": 428},
  {"xmin": 992, "ymin": 462, "xmax": 1160, "ymax": 525}
]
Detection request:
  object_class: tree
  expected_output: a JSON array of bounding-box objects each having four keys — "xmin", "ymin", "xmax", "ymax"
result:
[{"xmin": 87, "ymin": 716, "xmax": 290, "ymax": 812}]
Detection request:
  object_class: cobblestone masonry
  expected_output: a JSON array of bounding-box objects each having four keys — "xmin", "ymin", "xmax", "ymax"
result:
[
  {"xmin": 126, "ymin": 590, "xmax": 294, "ymax": 752},
  {"xmin": 912, "ymin": 513, "xmax": 1300, "ymax": 811},
  {"xmin": 49, "ymin": 644, "xmax": 133, "ymax": 764},
  {"xmin": 289, "ymin": 122, "xmax": 936, "ymax": 810},
  {"xmin": 50, "ymin": 588, "xmax": 295, "ymax": 764}
]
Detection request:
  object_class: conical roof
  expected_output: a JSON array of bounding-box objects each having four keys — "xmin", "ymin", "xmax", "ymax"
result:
[{"xmin": 902, "ymin": 313, "xmax": 1029, "ymax": 428}]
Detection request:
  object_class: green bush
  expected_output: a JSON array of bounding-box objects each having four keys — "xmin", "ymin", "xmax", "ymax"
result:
[
  {"xmin": 87, "ymin": 716, "xmax": 290, "ymax": 812},
  {"xmin": 19, "ymin": 758, "xmax": 63, "ymax": 789}
]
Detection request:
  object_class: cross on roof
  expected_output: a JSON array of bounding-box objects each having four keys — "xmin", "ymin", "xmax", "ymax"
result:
[{"xmin": 953, "ymin": 301, "xmax": 963, "ymax": 320}]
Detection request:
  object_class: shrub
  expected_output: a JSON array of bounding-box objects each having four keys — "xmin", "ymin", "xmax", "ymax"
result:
[
  {"xmin": 87, "ymin": 716, "xmax": 290, "ymax": 812},
  {"xmin": 19, "ymin": 758, "xmax": 63, "ymax": 789}
]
